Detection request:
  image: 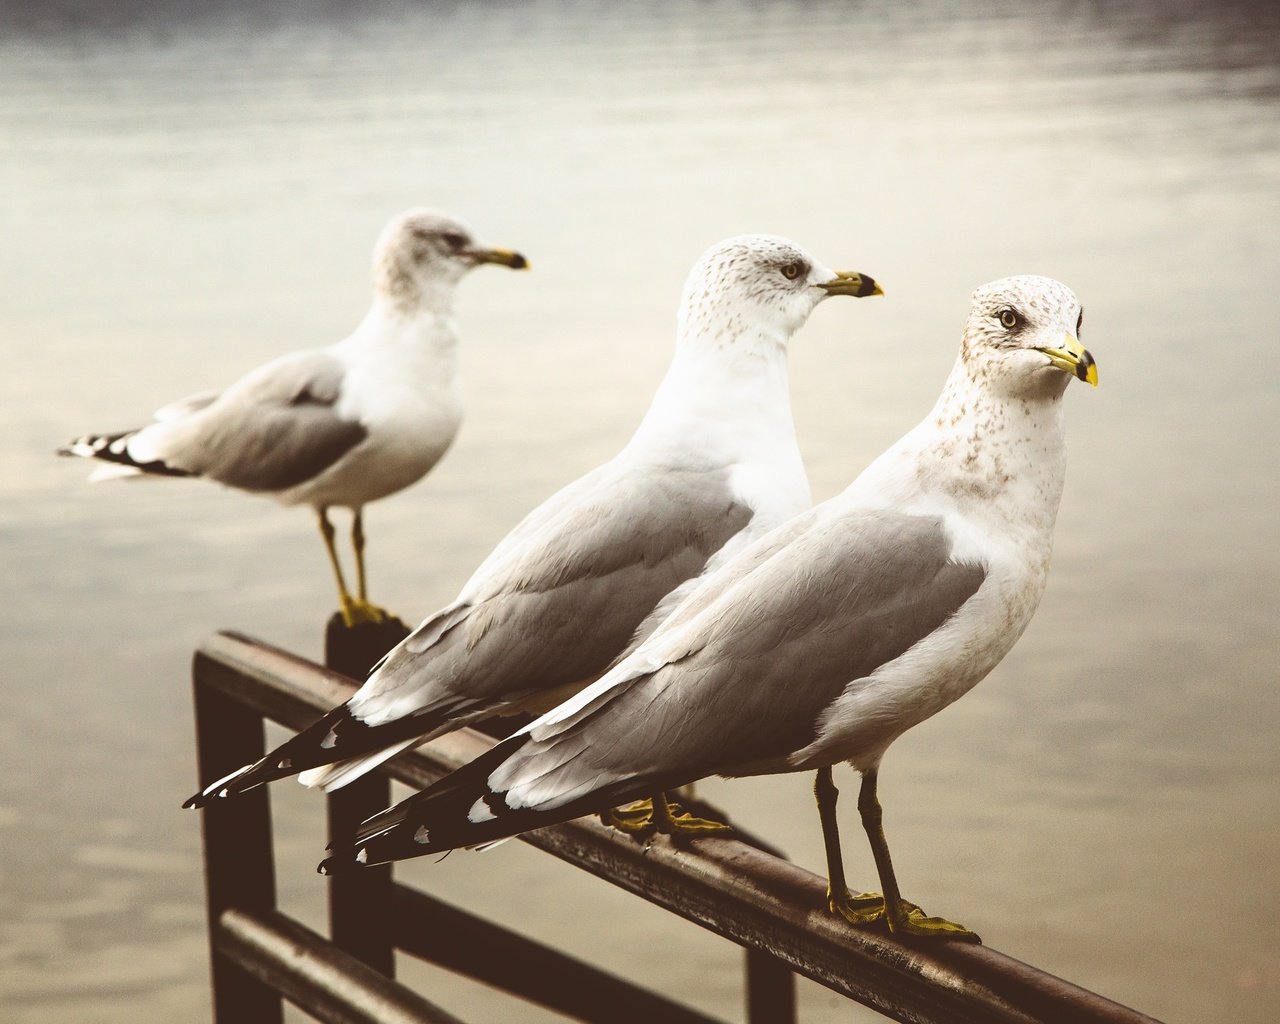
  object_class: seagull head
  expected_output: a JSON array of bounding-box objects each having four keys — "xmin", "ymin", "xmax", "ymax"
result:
[
  {"xmin": 677, "ymin": 234, "xmax": 881, "ymax": 351},
  {"xmin": 374, "ymin": 208, "xmax": 528, "ymax": 305},
  {"xmin": 961, "ymin": 275, "xmax": 1098, "ymax": 399}
]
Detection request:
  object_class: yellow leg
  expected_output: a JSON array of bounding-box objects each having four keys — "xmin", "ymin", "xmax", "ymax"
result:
[
  {"xmin": 318, "ymin": 509, "xmax": 358, "ymax": 626},
  {"xmin": 349, "ymin": 509, "xmax": 387, "ymax": 623},
  {"xmin": 352, "ymin": 509, "xmax": 370, "ymax": 603},
  {"xmin": 318, "ymin": 509, "xmax": 384, "ymax": 628}
]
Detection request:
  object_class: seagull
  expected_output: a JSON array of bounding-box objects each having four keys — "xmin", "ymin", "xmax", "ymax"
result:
[
  {"xmin": 184, "ymin": 234, "xmax": 883, "ymax": 808},
  {"xmin": 59, "ymin": 209, "xmax": 528, "ymax": 627},
  {"xmin": 327, "ymin": 275, "xmax": 1098, "ymax": 945}
]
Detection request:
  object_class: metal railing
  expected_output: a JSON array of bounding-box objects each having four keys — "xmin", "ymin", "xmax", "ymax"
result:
[{"xmin": 190, "ymin": 630, "xmax": 1163, "ymax": 1024}]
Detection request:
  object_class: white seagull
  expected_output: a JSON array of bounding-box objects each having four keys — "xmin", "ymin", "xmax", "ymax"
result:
[
  {"xmin": 330, "ymin": 275, "xmax": 1098, "ymax": 944},
  {"xmin": 59, "ymin": 209, "xmax": 528, "ymax": 626},
  {"xmin": 184, "ymin": 234, "xmax": 882, "ymax": 808}
]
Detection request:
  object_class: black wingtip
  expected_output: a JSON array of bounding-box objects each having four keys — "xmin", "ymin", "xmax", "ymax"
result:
[{"xmin": 318, "ymin": 844, "xmax": 366, "ymax": 875}]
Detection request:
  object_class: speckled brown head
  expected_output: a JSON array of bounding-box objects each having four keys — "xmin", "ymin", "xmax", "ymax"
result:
[
  {"xmin": 677, "ymin": 234, "xmax": 881, "ymax": 350},
  {"xmin": 961, "ymin": 275, "xmax": 1097, "ymax": 400}
]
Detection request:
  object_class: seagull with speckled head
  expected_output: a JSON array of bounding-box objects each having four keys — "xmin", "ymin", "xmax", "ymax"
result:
[
  {"xmin": 60, "ymin": 209, "xmax": 528, "ymax": 626},
  {"xmin": 327, "ymin": 275, "xmax": 1097, "ymax": 944}
]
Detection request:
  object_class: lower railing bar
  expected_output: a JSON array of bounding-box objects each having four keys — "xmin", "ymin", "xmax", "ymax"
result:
[
  {"xmin": 216, "ymin": 907, "xmax": 464, "ymax": 1024},
  {"xmin": 390, "ymin": 882, "xmax": 729, "ymax": 1024},
  {"xmin": 195, "ymin": 632, "xmax": 1163, "ymax": 1024}
]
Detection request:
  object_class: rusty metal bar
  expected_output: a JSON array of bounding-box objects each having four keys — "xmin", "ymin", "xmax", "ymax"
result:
[
  {"xmin": 215, "ymin": 907, "xmax": 464, "ymax": 1024},
  {"xmin": 390, "ymin": 884, "xmax": 728, "ymax": 1024},
  {"xmin": 193, "ymin": 631, "xmax": 1165, "ymax": 1024}
]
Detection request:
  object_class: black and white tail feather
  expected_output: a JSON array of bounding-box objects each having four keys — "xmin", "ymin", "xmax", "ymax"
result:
[
  {"xmin": 318, "ymin": 734, "xmax": 678, "ymax": 873},
  {"xmin": 58, "ymin": 430, "xmax": 193, "ymax": 479},
  {"xmin": 183, "ymin": 692, "xmax": 507, "ymax": 808}
]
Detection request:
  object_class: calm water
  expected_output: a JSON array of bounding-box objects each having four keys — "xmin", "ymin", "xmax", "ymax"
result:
[{"xmin": 2, "ymin": 2, "xmax": 1278, "ymax": 1021}]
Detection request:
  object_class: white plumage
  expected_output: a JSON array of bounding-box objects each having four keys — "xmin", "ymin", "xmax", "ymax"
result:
[{"xmin": 340, "ymin": 275, "xmax": 1098, "ymax": 945}]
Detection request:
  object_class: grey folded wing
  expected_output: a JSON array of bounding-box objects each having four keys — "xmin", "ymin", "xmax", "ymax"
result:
[
  {"xmin": 144, "ymin": 350, "xmax": 368, "ymax": 492},
  {"xmin": 492, "ymin": 507, "xmax": 988, "ymax": 806},
  {"xmin": 353, "ymin": 461, "xmax": 756, "ymax": 724}
]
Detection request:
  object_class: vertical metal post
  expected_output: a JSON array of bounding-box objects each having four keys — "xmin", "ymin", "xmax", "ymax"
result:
[
  {"xmin": 745, "ymin": 948, "xmax": 797, "ymax": 1024},
  {"xmin": 327, "ymin": 775, "xmax": 396, "ymax": 976},
  {"xmin": 323, "ymin": 612, "xmax": 409, "ymax": 979},
  {"xmin": 191, "ymin": 653, "xmax": 284, "ymax": 1024}
]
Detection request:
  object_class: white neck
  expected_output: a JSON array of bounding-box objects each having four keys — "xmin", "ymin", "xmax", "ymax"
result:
[
  {"xmin": 333, "ymin": 295, "xmax": 462, "ymax": 387},
  {"xmin": 625, "ymin": 320, "xmax": 798, "ymax": 464}
]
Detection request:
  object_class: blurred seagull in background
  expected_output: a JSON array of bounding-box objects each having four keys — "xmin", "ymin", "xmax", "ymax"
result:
[
  {"xmin": 185, "ymin": 234, "xmax": 883, "ymax": 809},
  {"xmin": 326, "ymin": 275, "xmax": 1097, "ymax": 944},
  {"xmin": 59, "ymin": 209, "xmax": 528, "ymax": 626}
]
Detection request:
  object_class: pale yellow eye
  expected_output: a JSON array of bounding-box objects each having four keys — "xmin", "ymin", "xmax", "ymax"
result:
[
  {"xmin": 780, "ymin": 263, "xmax": 801, "ymax": 280},
  {"xmin": 998, "ymin": 308, "xmax": 1020, "ymax": 329}
]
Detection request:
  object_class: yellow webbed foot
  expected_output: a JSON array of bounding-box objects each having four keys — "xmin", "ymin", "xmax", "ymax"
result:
[
  {"xmin": 602, "ymin": 796, "xmax": 734, "ymax": 842},
  {"xmin": 827, "ymin": 889, "xmax": 979, "ymax": 943},
  {"xmin": 339, "ymin": 596, "xmax": 388, "ymax": 628},
  {"xmin": 894, "ymin": 903, "xmax": 981, "ymax": 943},
  {"xmin": 828, "ymin": 888, "xmax": 898, "ymax": 925},
  {"xmin": 601, "ymin": 799, "xmax": 658, "ymax": 836},
  {"xmin": 661, "ymin": 800, "xmax": 735, "ymax": 838}
]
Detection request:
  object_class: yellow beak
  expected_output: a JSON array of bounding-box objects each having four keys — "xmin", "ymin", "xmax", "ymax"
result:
[
  {"xmin": 818, "ymin": 271, "xmax": 883, "ymax": 298},
  {"xmin": 472, "ymin": 247, "xmax": 529, "ymax": 270},
  {"xmin": 1039, "ymin": 333, "xmax": 1098, "ymax": 387}
]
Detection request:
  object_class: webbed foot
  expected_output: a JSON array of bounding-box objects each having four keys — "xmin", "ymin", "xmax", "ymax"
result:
[
  {"xmin": 827, "ymin": 887, "xmax": 979, "ymax": 943},
  {"xmin": 602, "ymin": 795, "xmax": 735, "ymax": 841},
  {"xmin": 339, "ymin": 596, "xmax": 388, "ymax": 628}
]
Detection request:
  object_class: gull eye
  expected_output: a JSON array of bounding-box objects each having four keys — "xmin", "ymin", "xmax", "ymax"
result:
[
  {"xmin": 998, "ymin": 308, "xmax": 1021, "ymax": 330},
  {"xmin": 781, "ymin": 262, "xmax": 807, "ymax": 281},
  {"xmin": 441, "ymin": 232, "xmax": 468, "ymax": 251}
]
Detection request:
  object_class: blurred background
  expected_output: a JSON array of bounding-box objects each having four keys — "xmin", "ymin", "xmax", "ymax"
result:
[{"xmin": 2, "ymin": 1, "xmax": 1278, "ymax": 1021}]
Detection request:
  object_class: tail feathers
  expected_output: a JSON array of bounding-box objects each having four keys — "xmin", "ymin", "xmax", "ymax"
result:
[
  {"xmin": 297, "ymin": 737, "xmax": 421, "ymax": 792},
  {"xmin": 294, "ymin": 691, "xmax": 514, "ymax": 793},
  {"xmin": 320, "ymin": 736, "xmax": 662, "ymax": 872},
  {"xmin": 184, "ymin": 697, "xmax": 488, "ymax": 808},
  {"xmin": 59, "ymin": 430, "xmax": 192, "ymax": 478},
  {"xmin": 88, "ymin": 463, "xmax": 145, "ymax": 482}
]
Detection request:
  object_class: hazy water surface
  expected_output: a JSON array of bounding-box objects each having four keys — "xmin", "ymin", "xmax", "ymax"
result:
[{"xmin": 2, "ymin": 2, "xmax": 1278, "ymax": 1021}]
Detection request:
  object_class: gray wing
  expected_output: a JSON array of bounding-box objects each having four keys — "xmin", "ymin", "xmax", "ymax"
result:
[
  {"xmin": 494, "ymin": 507, "xmax": 987, "ymax": 804},
  {"xmin": 355, "ymin": 461, "xmax": 754, "ymax": 723},
  {"xmin": 154, "ymin": 389, "xmax": 220, "ymax": 421},
  {"xmin": 143, "ymin": 350, "xmax": 367, "ymax": 492}
]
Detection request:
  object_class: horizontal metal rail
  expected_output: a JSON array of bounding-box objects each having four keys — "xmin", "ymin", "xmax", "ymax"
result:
[
  {"xmin": 388, "ymin": 884, "xmax": 725, "ymax": 1024},
  {"xmin": 194, "ymin": 630, "xmax": 1164, "ymax": 1024},
  {"xmin": 215, "ymin": 907, "xmax": 463, "ymax": 1024}
]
